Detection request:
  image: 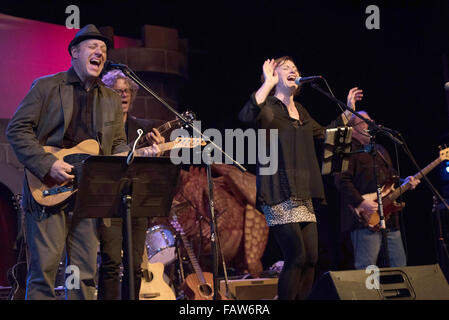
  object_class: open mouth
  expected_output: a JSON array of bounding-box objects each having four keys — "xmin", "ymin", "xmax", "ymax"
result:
[
  {"xmin": 287, "ymin": 75, "xmax": 297, "ymax": 82},
  {"xmin": 89, "ymin": 58, "xmax": 101, "ymax": 69}
]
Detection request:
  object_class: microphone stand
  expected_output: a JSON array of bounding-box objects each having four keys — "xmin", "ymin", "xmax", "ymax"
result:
[
  {"xmin": 310, "ymin": 82, "xmax": 404, "ymax": 268},
  {"xmin": 110, "ymin": 63, "xmax": 246, "ymax": 299}
]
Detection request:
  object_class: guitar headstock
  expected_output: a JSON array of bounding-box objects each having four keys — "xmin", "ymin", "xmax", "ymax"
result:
[
  {"xmin": 171, "ymin": 111, "xmax": 196, "ymax": 130},
  {"xmin": 181, "ymin": 110, "xmax": 196, "ymax": 128},
  {"xmin": 172, "ymin": 137, "xmax": 206, "ymax": 149},
  {"xmin": 439, "ymin": 145, "xmax": 449, "ymax": 161}
]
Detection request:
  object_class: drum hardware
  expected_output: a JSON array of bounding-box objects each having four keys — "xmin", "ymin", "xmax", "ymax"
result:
[{"xmin": 145, "ymin": 225, "xmax": 176, "ymax": 266}]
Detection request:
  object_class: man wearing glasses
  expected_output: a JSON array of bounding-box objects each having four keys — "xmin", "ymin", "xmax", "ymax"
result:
[{"xmin": 98, "ymin": 69, "xmax": 164, "ymax": 299}]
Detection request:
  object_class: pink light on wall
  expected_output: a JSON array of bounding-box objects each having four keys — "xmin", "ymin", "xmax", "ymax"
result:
[
  {"xmin": 114, "ymin": 35, "xmax": 141, "ymax": 49},
  {"xmin": 0, "ymin": 13, "xmax": 139, "ymax": 119},
  {"xmin": 0, "ymin": 14, "xmax": 76, "ymax": 118}
]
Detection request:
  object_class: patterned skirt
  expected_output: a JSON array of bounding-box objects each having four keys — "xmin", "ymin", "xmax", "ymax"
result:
[{"xmin": 261, "ymin": 197, "xmax": 316, "ymax": 227}]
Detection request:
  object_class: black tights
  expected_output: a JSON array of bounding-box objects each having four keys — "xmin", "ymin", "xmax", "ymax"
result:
[{"xmin": 271, "ymin": 222, "xmax": 318, "ymax": 300}]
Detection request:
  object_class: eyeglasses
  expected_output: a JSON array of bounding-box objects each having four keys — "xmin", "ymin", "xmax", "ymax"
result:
[{"xmin": 114, "ymin": 88, "xmax": 131, "ymax": 96}]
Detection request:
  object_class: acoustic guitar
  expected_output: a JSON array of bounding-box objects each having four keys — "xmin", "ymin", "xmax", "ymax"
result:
[
  {"xmin": 351, "ymin": 147, "xmax": 449, "ymax": 229},
  {"xmin": 139, "ymin": 262, "xmax": 176, "ymax": 300},
  {"xmin": 170, "ymin": 216, "xmax": 228, "ymax": 300},
  {"xmin": 26, "ymin": 137, "xmax": 206, "ymax": 207}
]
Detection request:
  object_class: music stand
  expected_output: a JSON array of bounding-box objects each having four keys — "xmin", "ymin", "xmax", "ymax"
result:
[
  {"xmin": 73, "ymin": 155, "xmax": 181, "ymax": 300},
  {"xmin": 321, "ymin": 126, "xmax": 353, "ymax": 175}
]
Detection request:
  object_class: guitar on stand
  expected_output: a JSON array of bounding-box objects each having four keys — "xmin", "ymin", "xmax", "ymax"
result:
[
  {"xmin": 170, "ymin": 216, "xmax": 228, "ymax": 300},
  {"xmin": 139, "ymin": 262, "xmax": 176, "ymax": 300},
  {"xmin": 351, "ymin": 147, "xmax": 449, "ymax": 230}
]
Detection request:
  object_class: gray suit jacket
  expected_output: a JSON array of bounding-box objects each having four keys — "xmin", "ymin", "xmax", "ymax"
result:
[{"xmin": 6, "ymin": 70, "xmax": 130, "ymax": 214}]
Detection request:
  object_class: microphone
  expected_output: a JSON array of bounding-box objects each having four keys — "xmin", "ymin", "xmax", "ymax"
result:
[
  {"xmin": 378, "ymin": 124, "xmax": 401, "ymax": 136},
  {"xmin": 294, "ymin": 75, "xmax": 323, "ymax": 85},
  {"xmin": 104, "ymin": 60, "xmax": 128, "ymax": 70}
]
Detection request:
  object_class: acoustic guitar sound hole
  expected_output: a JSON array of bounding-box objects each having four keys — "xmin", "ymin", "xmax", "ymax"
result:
[{"xmin": 199, "ymin": 284, "xmax": 213, "ymax": 297}]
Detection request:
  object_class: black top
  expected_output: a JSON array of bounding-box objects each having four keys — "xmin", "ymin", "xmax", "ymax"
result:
[
  {"xmin": 63, "ymin": 67, "xmax": 99, "ymax": 148},
  {"xmin": 334, "ymin": 139, "xmax": 400, "ymax": 232},
  {"xmin": 126, "ymin": 115, "xmax": 156, "ymax": 147},
  {"xmin": 239, "ymin": 93, "xmax": 344, "ymax": 209}
]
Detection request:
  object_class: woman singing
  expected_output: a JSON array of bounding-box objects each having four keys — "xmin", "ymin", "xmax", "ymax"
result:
[{"xmin": 239, "ymin": 57, "xmax": 359, "ymax": 299}]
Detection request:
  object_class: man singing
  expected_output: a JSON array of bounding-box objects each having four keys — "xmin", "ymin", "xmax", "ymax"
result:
[{"xmin": 6, "ymin": 24, "xmax": 159, "ymax": 299}]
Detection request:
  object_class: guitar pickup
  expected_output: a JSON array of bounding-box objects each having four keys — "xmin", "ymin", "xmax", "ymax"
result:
[{"xmin": 42, "ymin": 185, "xmax": 74, "ymax": 197}]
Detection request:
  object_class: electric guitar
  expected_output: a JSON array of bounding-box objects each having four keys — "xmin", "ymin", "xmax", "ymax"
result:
[
  {"xmin": 139, "ymin": 262, "xmax": 176, "ymax": 300},
  {"xmin": 351, "ymin": 147, "xmax": 449, "ymax": 229},
  {"xmin": 26, "ymin": 137, "xmax": 206, "ymax": 207},
  {"xmin": 170, "ymin": 216, "xmax": 228, "ymax": 300},
  {"xmin": 135, "ymin": 110, "xmax": 196, "ymax": 149}
]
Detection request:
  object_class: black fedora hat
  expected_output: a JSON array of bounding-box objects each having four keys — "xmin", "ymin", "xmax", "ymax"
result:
[{"xmin": 68, "ymin": 24, "xmax": 111, "ymax": 55}]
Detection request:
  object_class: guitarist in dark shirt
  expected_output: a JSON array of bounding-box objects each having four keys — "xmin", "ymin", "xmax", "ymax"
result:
[
  {"xmin": 335, "ymin": 108, "xmax": 420, "ymax": 270},
  {"xmin": 98, "ymin": 70, "xmax": 165, "ymax": 300}
]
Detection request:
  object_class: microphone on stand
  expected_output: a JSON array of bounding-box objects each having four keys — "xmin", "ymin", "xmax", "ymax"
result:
[
  {"xmin": 377, "ymin": 125, "xmax": 401, "ymax": 136},
  {"xmin": 294, "ymin": 75, "xmax": 323, "ymax": 85},
  {"xmin": 104, "ymin": 60, "xmax": 128, "ymax": 70}
]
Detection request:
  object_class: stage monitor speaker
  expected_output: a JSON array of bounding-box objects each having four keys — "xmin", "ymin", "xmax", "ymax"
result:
[
  {"xmin": 219, "ymin": 278, "xmax": 278, "ymax": 300},
  {"xmin": 308, "ymin": 264, "xmax": 449, "ymax": 300}
]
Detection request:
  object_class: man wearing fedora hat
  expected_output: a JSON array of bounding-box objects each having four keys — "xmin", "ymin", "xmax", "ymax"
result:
[{"xmin": 7, "ymin": 24, "xmax": 160, "ymax": 300}]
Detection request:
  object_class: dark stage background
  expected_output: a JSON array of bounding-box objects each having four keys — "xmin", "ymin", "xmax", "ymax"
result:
[{"xmin": 2, "ymin": 0, "xmax": 449, "ymax": 273}]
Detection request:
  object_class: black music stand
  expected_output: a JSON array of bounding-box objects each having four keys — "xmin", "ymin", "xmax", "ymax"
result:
[
  {"xmin": 73, "ymin": 155, "xmax": 181, "ymax": 300},
  {"xmin": 321, "ymin": 126, "xmax": 353, "ymax": 175}
]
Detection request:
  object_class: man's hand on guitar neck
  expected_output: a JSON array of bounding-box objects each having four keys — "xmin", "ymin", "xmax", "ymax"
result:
[
  {"xmin": 47, "ymin": 159, "xmax": 74, "ymax": 184},
  {"xmin": 405, "ymin": 175, "xmax": 420, "ymax": 189},
  {"xmin": 145, "ymin": 128, "xmax": 165, "ymax": 145},
  {"xmin": 145, "ymin": 128, "xmax": 165, "ymax": 157},
  {"xmin": 139, "ymin": 144, "xmax": 161, "ymax": 157}
]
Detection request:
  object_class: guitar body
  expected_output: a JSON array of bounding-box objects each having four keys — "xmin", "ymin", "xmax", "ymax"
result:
[
  {"xmin": 139, "ymin": 262, "xmax": 176, "ymax": 300},
  {"xmin": 183, "ymin": 272, "xmax": 229, "ymax": 300},
  {"xmin": 353, "ymin": 183, "xmax": 405, "ymax": 228},
  {"xmin": 183, "ymin": 272, "xmax": 215, "ymax": 300},
  {"xmin": 26, "ymin": 139, "xmax": 100, "ymax": 207}
]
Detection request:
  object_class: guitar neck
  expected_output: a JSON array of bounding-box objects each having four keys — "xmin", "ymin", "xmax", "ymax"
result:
[
  {"xmin": 156, "ymin": 119, "xmax": 178, "ymax": 136},
  {"xmin": 385, "ymin": 156, "xmax": 442, "ymax": 204},
  {"xmin": 134, "ymin": 140, "xmax": 179, "ymax": 155},
  {"xmin": 179, "ymin": 233, "xmax": 207, "ymax": 284}
]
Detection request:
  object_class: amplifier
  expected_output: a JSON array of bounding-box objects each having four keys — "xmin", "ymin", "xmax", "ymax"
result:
[{"xmin": 219, "ymin": 278, "xmax": 278, "ymax": 300}]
